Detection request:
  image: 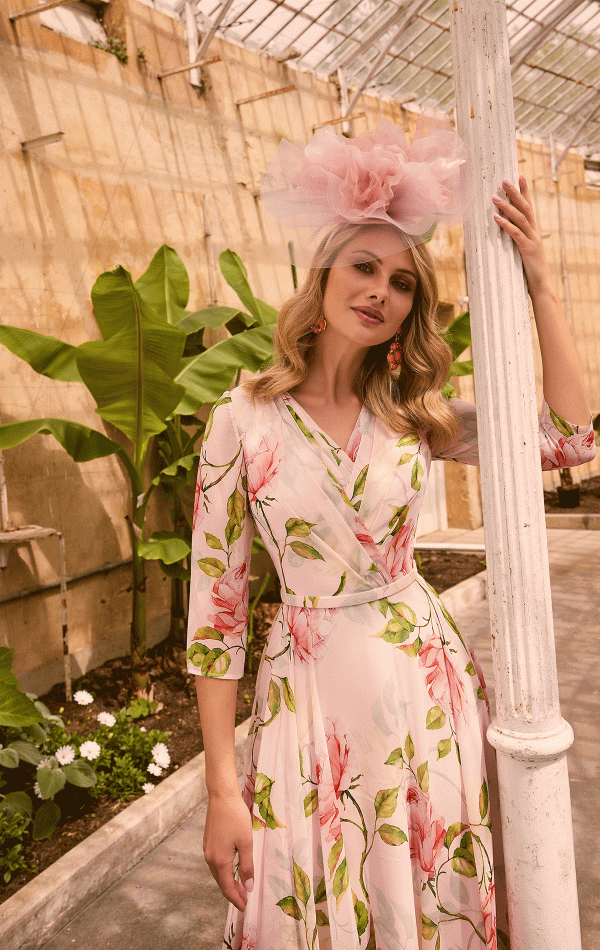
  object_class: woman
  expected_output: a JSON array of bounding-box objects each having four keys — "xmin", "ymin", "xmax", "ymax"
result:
[{"xmin": 187, "ymin": 121, "xmax": 595, "ymax": 950}]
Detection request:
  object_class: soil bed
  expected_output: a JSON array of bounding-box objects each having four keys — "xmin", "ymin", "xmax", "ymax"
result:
[
  {"xmin": 544, "ymin": 473, "xmax": 600, "ymax": 513},
  {"xmin": 1, "ymin": 552, "xmax": 485, "ymax": 904}
]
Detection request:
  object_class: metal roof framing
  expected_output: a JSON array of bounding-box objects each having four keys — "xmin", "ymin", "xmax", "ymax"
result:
[{"xmin": 182, "ymin": 0, "xmax": 600, "ymax": 150}]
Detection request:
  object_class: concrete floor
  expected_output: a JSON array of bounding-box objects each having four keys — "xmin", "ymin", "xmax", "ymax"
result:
[{"xmin": 40, "ymin": 528, "xmax": 600, "ymax": 950}]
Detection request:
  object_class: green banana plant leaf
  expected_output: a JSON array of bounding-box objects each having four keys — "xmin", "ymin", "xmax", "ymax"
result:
[
  {"xmin": 138, "ymin": 531, "xmax": 191, "ymax": 564},
  {"xmin": 219, "ymin": 250, "xmax": 278, "ymax": 326},
  {"xmin": 0, "ymin": 325, "xmax": 82, "ymax": 382},
  {"xmin": 176, "ymin": 307, "xmax": 252, "ymax": 333},
  {"xmin": 175, "ymin": 324, "xmax": 274, "ymax": 412},
  {"xmin": 448, "ymin": 359, "xmax": 474, "ymax": 377},
  {"xmin": 83, "ymin": 267, "xmax": 187, "ymax": 467},
  {"xmin": 134, "ymin": 245, "xmax": 190, "ymax": 326},
  {"xmin": 134, "ymin": 453, "xmax": 200, "ymax": 530},
  {"xmin": 0, "ymin": 418, "xmax": 141, "ymax": 497},
  {"xmin": 445, "ymin": 311, "xmax": 471, "ymax": 360}
]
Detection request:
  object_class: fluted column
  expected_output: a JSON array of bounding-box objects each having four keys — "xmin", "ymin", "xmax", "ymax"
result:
[{"xmin": 448, "ymin": 2, "xmax": 582, "ymax": 948}]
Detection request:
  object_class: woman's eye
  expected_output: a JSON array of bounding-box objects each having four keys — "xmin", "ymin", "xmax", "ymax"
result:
[
  {"xmin": 392, "ymin": 280, "xmax": 411, "ymax": 292},
  {"xmin": 354, "ymin": 261, "xmax": 372, "ymax": 273}
]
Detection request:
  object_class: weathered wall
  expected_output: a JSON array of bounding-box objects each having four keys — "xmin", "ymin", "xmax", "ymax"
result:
[{"xmin": 0, "ymin": 0, "xmax": 598, "ymax": 689}]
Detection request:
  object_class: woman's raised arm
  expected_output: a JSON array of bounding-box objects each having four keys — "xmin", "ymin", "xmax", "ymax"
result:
[{"xmin": 492, "ymin": 175, "xmax": 592, "ymax": 427}]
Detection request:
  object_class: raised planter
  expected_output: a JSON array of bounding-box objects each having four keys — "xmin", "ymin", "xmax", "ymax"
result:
[{"xmin": 0, "ymin": 719, "xmax": 251, "ymax": 950}]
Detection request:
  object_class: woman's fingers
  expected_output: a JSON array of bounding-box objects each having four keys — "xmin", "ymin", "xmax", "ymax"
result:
[{"xmin": 214, "ymin": 858, "xmax": 248, "ymax": 911}]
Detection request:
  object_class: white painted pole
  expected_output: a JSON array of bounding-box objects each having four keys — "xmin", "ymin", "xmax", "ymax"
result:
[{"xmin": 448, "ymin": 3, "xmax": 583, "ymax": 949}]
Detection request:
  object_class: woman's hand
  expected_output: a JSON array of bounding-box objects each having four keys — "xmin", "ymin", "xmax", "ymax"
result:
[
  {"xmin": 203, "ymin": 791, "xmax": 255, "ymax": 912},
  {"xmin": 492, "ymin": 176, "xmax": 552, "ymax": 295}
]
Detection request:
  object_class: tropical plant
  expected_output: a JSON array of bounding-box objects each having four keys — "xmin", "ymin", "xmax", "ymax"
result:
[{"xmin": 0, "ymin": 246, "xmax": 276, "ymax": 693}]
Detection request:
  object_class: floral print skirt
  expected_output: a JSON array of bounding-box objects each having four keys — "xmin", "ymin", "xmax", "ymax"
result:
[{"xmin": 222, "ymin": 573, "xmax": 507, "ymax": 950}]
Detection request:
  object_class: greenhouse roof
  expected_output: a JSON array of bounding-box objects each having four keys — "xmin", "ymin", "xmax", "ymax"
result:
[{"xmin": 165, "ymin": 0, "xmax": 600, "ymax": 152}]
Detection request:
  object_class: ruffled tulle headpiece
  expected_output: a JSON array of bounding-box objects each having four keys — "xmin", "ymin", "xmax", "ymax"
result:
[{"xmin": 260, "ymin": 115, "xmax": 473, "ymax": 263}]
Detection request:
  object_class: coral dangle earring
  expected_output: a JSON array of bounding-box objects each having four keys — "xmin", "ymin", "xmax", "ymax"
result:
[
  {"xmin": 310, "ymin": 315, "xmax": 327, "ymax": 334},
  {"xmin": 387, "ymin": 333, "xmax": 402, "ymax": 372}
]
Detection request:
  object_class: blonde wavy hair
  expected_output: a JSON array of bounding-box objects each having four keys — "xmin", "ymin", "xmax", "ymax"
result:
[{"xmin": 242, "ymin": 222, "xmax": 459, "ymax": 454}]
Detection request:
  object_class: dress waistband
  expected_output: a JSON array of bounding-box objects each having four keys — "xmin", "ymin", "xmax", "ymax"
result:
[{"xmin": 280, "ymin": 566, "xmax": 418, "ymax": 609}]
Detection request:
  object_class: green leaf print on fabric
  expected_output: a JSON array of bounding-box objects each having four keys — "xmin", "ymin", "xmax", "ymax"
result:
[
  {"xmin": 405, "ymin": 733, "xmax": 415, "ymax": 760},
  {"xmin": 333, "ymin": 571, "xmax": 347, "ymax": 595},
  {"xmin": 389, "ymin": 601, "xmax": 417, "ymax": 625},
  {"xmin": 479, "ymin": 779, "xmax": 489, "ymax": 820},
  {"xmin": 384, "ymin": 747, "xmax": 404, "ymax": 767},
  {"xmin": 422, "ymin": 914, "xmax": 438, "ymax": 940},
  {"xmin": 437, "ymin": 738, "xmax": 452, "ymax": 759},
  {"xmin": 352, "ymin": 890, "xmax": 369, "ymax": 936},
  {"xmin": 374, "ymin": 786, "xmax": 399, "ymax": 819},
  {"xmin": 377, "ymin": 824, "xmax": 408, "ymax": 846},
  {"xmin": 352, "ymin": 465, "xmax": 368, "ymax": 501},
  {"xmin": 314, "ymin": 876, "xmax": 327, "ymax": 904},
  {"xmin": 185, "ymin": 642, "xmax": 231, "ymax": 676},
  {"xmin": 263, "ymin": 679, "xmax": 281, "ymax": 726},
  {"xmin": 315, "ymin": 909, "xmax": 329, "ymax": 927},
  {"xmin": 452, "ymin": 831, "xmax": 477, "ymax": 878},
  {"xmin": 411, "ymin": 456, "xmax": 424, "ymax": 491},
  {"xmin": 277, "ymin": 895, "xmax": 303, "ymax": 920},
  {"xmin": 189, "ymin": 625, "xmax": 224, "ymax": 642},
  {"xmin": 203, "ymin": 532, "xmax": 223, "ymax": 550},
  {"xmin": 285, "ymin": 518, "xmax": 316, "ymax": 537},
  {"xmin": 289, "ymin": 541, "xmax": 325, "ymax": 560},
  {"xmin": 375, "ymin": 618, "xmax": 411, "ymax": 644},
  {"xmin": 417, "ymin": 761, "xmax": 430, "ymax": 792},
  {"xmin": 398, "ymin": 635, "xmax": 423, "ymax": 657},
  {"xmin": 332, "ymin": 856, "xmax": 349, "ymax": 909},
  {"xmin": 196, "ymin": 556, "xmax": 226, "ymax": 577},
  {"xmin": 397, "ymin": 433, "xmax": 420, "ymax": 447},
  {"xmin": 281, "ymin": 677, "xmax": 296, "ymax": 712},
  {"xmin": 293, "ymin": 858, "xmax": 311, "ymax": 906},
  {"xmin": 328, "ymin": 836, "xmax": 343, "ymax": 876},
  {"xmin": 304, "ymin": 788, "xmax": 318, "ymax": 816},
  {"xmin": 549, "ymin": 407, "xmax": 574, "ymax": 437},
  {"xmin": 388, "ymin": 504, "xmax": 409, "ymax": 533},
  {"xmin": 397, "ymin": 452, "xmax": 414, "ymax": 465},
  {"xmin": 254, "ymin": 773, "xmax": 286, "ymax": 829},
  {"xmin": 426, "ymin": 705, "xmax": 447, "ymax": 730},
  {"xmin": 444, "ymin": 821, "xmax": 470, "ymax": 850}
]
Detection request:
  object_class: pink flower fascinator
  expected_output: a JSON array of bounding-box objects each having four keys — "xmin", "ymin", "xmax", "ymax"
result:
[{"xmin": 260, "ymin": 115, "xmax": 472, "ymax": 255}]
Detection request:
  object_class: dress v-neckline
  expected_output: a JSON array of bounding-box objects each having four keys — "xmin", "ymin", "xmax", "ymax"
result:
[{"xmin": 283, "ymin": 392, "xmax": 367, "ymax": 460}]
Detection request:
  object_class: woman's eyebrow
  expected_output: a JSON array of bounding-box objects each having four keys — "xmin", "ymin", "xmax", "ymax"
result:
[{"xmin": 350, "ymin": 250, "xmax": 417, "ymax": 279}]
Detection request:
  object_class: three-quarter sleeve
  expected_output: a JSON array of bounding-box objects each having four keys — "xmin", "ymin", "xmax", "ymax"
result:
[
  {"xmin": 186, "ymin": 392, "xmax": 254, "ymax": 679},
  {"xmin": 434, "ymin": 397, "xmax": 596, "ymax": 470}
]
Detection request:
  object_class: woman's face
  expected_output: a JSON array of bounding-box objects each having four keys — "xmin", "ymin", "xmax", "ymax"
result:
[{"xmin": 321, "ymin": 227, "xmax": 418, "ymax": 348}]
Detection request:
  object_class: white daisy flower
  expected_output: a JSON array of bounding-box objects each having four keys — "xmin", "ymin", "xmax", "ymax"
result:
[
  {"xmin": 151, "ymin": 742, "xmax": 170, "ymax": 768},
  {"xmin": 33, "ymin": 781, "xmax": 44, "ymax": 800},
  {"xmin": 55, "ymin": 745, "xmax": 76, "ymax": 765},
  {"xmin": 142, "ymin": 783, "xmax": 155, "ymax": 794},
  {"xmin": 38, "ymin": 758, "xmax": 53, "ymax": 770},
  {"xmin": 79, "ymin": 740, "xmax": 101, "ymax": 761},
  {"xmin": 139, "ymin": 726, "xmax": 147, "ymax": 733},
  {"xmin": 147, "ymin": 762, "xmax": 163, "ymax": 776},
  {"xmin": 74, "ymin": 690, "xmax": 94, "ymax": 706},
  {"xmin": 97, "ymin": 712, "xmax": 116, "ymax": 727}
]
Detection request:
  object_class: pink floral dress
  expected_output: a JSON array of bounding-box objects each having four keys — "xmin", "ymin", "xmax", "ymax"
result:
[{"xmin": 186, "ymin": 386, "xmax": 595, "ymax": 950}]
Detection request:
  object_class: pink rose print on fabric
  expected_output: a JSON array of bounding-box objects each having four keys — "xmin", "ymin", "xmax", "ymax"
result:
[
  {"xmin": 541, "ymin": 429, "xmax": 595, "ymax": 471},
  {"xmin": 481, "ymin": 880, "xmax": 498, "ymax": 950},
  {"xmin": 285, "ymin": 605, "xmax": 332, "ymax": 663},
  {"xmin": 345, "ymin": 425, "xmax": 362, "ymax": 462},
  {"xmin": 244, "ymin": 429, "xmax": 283, "ymax": 503},
  {"xmin": 208, "ymin": 560, "xmax": 249, "ymax": 639},
  {"xmin": 418, "ymin": 632, "xmax": 468, "ymax": 725},
  {"xmin": 383, "ymin": 520, "xmax": 415, "ymax": 580},
  {"xmin": 241, "ymin": 925, "xmax": 258, "ymax": 950},
  {"xmin": 353, "ymin": 515, "xmax": 382, "ymax": 563},
  {"xmin": 316, "ymin": 717, "xmax": 355, "ymax": 843},
  {"xmin": 406, "ymin": 780, "xmax": 446, "ymax": 879}
]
